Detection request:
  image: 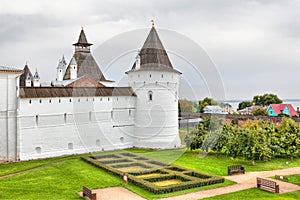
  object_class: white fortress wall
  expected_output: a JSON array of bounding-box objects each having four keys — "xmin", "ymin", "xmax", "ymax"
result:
[
  {"xmin": 18, "ymin": 95, "xmax": 136, "ymax": 160},
  {"xmin": 0, "ymin": 72, "xmax": 20, "ymax": 162}
]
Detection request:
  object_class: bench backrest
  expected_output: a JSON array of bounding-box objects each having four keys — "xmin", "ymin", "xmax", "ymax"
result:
[
  {"xmin": 257, "ymin": 178, "xmax": 277, "ymax": 188},
  {"xmin": 83, "ymin": 186, "xmax": 92, "ymax": 197},
  {"xmin": 228, "ymin": 164, "xmax": 242, "ymax": 170}
]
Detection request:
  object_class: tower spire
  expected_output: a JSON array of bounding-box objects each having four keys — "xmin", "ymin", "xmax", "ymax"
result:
[
  {"xmin": 151, "ymin": 20, "xmax": 155, "ymax": 28},
  {"xmin": 73, "ymin": 27, "xmax": 93, "ymax": 53}
]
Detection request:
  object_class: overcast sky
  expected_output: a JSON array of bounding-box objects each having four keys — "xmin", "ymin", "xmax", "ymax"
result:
[{"xmin": 1, "ymin": 0, "xmax": 300, "ymax": 100}]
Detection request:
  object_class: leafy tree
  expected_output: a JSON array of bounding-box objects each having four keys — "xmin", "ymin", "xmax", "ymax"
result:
[
  {"xmin": 253, "ymin": 94, "xmax": 282, "ymax": 106},
  {"xmin": 184, "ymin": 117, "xmax": 224, "ymax": 151},
  {"xmin": 252, "ymin": 108, "xmax": 268, "ymax": 116},
  {"xmin": 238, "ymin": 101, "xmax": 252, "ymax": 110},
  {"xmin": 184, "ymin": 116, "xmax": 300, "ymax": 164},
  {"xmin": 179, "ymin": 99, "xmax": 196, "ymax": 113},
  {"xmin": 198, "ymin": 97, "xmax": 219, "ymax": 113},
  {"xmin": 276, "ymin": 117, "xmax": 300, "ymax": 159}
]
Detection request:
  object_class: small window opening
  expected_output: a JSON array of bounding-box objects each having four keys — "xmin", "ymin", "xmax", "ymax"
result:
[
  {"xmin": 68, "ymin": 143, "xmax": 73, "ymax": 150},
  {"xmin": 96, "ymin": 139, "xmax": 101, "ymax": 147},
  {"xmin": 64, "ymin": 113, "xmax": 67, "ymax": 124},
  {"xmin": 148, "ymin": 91, "xmax": 153, "ymax": 101},
  {"xmin": 35, "ymin": 147, "xmax": 41, "ymax": 154},
  {"xmin": 36, "ymin": 115, "xmax": 39, "ymax": 126}
]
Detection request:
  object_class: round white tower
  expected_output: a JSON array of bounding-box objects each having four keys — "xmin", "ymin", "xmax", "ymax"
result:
[
  {"xmin": 70, "ymin": 56, "xmax": 77, "ymax": 79},
  {"xmin": 127, "ymin": 24, "xmax": 181, "ymax": 149},
  {"xmin": 56, "ymin": 55, "xmax": 66, "ymax": 81},
  {"xmin": 25, "ymin": 73, "xmax": 32, "ymax": 87},
  {"xmin": 33, "ymin": 69, "xmax": 40, "ymax": 87}
]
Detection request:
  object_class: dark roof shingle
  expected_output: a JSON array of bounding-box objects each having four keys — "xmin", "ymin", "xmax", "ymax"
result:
[{"xmin": 19, "ymin": 87, "xmax": 136, "ymax": 98}]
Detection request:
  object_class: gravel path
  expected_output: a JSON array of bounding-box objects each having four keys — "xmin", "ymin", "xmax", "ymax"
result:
[{"xmin": 159, "ymin": 166, "xmax": 300, "ymax": 200}]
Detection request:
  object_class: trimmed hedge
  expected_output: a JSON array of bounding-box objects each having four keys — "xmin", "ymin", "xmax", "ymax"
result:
[{"xmin": 81, "ymin": 152, "xmax": 224, "ymax": 194}]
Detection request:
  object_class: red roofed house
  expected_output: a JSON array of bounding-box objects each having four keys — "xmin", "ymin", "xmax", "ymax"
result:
[{"xmin": 267, "ymin": 104, "xmax": 298, "ymax": 117}]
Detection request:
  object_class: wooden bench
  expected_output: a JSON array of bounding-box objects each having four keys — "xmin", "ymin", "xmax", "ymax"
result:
[
  {"xmin": 82, "ymin": 186, "xmax": 97, "ymax": 200},
  {"xmin": 275, "ymin": 175, "xmax": 288, "ymax": 181},
  {"xmin": 257, "ymin": 177, "xmax": 279, "ymax": 193},
  {"xmin": 228, "ymin": 164, "xmax": 245, "ymax": 176}
]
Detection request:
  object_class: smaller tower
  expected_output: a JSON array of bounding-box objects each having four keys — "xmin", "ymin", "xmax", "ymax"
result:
[
  {"xmin": 56, "ymin": 55, "xmax": 67, "ymax": 81},
  {"xmin": 70, "ymin": 57, "xmax": 77, "ymax": 79},
  {"xmin": 73, "ymin": 27, "xmax": 93, "ymax": 53},
  {"xmin": 135, "ymin": 52, "xmax": 140, "ymax": 70},
  {"xmin": 25, "ymin": 73, "xmax": 31, "ymax": 87},
  {"xmin": 33, "ymin": 69, "xmax": 40, "ymax": 87}
]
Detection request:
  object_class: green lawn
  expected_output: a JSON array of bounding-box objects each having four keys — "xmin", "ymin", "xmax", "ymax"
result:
[
  {"xmin": 0, "ymin": 154, "xmax": 90, "ymax": 177},
  {"xmin": 0, "ymin": 159, "xmax": 121, "ymax": 199},
  {"xmin": 0, "ymin": 157, "xmax": 233, "ymax": 200},
  {"xmin": 0, "ymin": 149, "xmax": 299, "ymax": 199},
  {"xmin": 127, "ymin": 149, "xmax": 300, "ymax": 176},
  {"xmin": 286, "ymin": 174, "xmax": 300, "ymax": 186}
]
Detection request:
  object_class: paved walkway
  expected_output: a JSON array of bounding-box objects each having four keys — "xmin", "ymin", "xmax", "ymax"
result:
[
  {"xmin": 160, "ymin": 166, "xmax": 300, "ymax": 200},
  {"xmin": 80, "ymin": 167, "xmax": 300, "ymax": 200}
]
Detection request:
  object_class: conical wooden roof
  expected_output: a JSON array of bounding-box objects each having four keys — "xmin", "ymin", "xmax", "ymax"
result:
[
  {"xmin": 19, "ymin": 64, "xmax": 33, "ymax": 86},
  {"xmin": 73, "ymin": 28, "xmax": 93, "ymax": 46},
  {"xmin": 129, "ymin": 27, "xmax": 180, "ymax": 74}
]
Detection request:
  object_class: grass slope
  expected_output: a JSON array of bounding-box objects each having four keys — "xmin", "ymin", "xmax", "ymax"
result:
[
  {"xmin": 128, "ymin": 149, "xmax": 300, "ymax": 176},
  {"xmin": 0, "ymin": 149, "xmax": 299, "ymax": 199}
]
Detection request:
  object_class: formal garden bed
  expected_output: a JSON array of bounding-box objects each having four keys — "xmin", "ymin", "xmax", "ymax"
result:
[{"xmin": 82, "ymin": 152, "xmax": 224, "ymax": 194}]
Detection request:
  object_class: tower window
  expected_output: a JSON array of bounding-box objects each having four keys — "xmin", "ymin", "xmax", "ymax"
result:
[
  {"xmin": 148, "ymin": 91, "xmax": 153, "ymax": 101},
  {"xmin": 68, "ymin": 143, "xmax": 73, "ymax": 150},
  {"xmin": 100, "ymin": 97, "xmax": 102, "ymax": 101},
  {"xmin": 138, "ymin": 74, "xmax": 140, "ymax": 78},
  {"xmin": 69, "ymin": 99, "xmax": 72, "ymax": 103},
  {"xmin": 36, "ymin": 115, "xmax": 39, "ymax": 126},
  {"xmin": 150, "ymin": 74, "xmax": 152, "ymax": 78},
  {"xmin": 49, "ymin": 99, "xmax": 51, "ymax": 103},
  {"xmin": 161, "ymin": 74, "xmax": 164, "ymax": 78},
  {"xmin": 64, "ymin": 113, "xmax": 67, "ymax": 124},
  {"xmin": 35, "ymin": 147, "xmax": 41, "ymax": 154},
  {"xmin": 39, "ymin": 99, "xmax": 42, "ymax": 103},
  {"xmin": 96, "ymin": 139, "xmax": 101, "ymax": 147},
  {"xmin": 129, "ymin": 109, "xmax": 132, "ymax": 116},
  {"xmin": 29, "ymin": 100, "xmax": 31, "ymax": 104},
  {"xmin": 59, "ymin": 99, "xmax": 61, "ymax": 103}
]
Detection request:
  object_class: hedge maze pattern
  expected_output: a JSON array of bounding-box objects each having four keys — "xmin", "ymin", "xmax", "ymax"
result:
[{"xmin": 82, "ymin": 152, "xmax": 224, "ymax": 194}]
